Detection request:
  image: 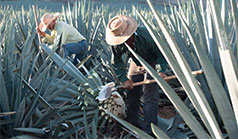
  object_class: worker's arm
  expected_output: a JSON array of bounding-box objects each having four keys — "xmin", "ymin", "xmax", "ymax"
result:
[
  {"xmin": 36, "ymin": 28, "xmax": 55, "ymax": 44},
  {"xmin": 44, "ymin": 30, "xmax": 56, "ymax": 44}
]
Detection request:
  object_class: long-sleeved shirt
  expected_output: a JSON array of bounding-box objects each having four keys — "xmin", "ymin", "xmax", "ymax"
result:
[
  {"xmin": 111, "ymin": 27, "xmax": 168, "ymax": 83},
  {"xmin": 43, "ymin": 21, "xmax": 86, "ymax": 46}
]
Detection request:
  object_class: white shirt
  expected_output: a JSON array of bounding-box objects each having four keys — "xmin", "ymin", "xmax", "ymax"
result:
[{"xmin": 44, "ymin": 21, "xmax": 85, "ymax": 46}]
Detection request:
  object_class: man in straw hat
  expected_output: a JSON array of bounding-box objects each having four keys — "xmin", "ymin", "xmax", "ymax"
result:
[
  {"xmin": 106, "ymin": 15, "xmax": 168, "ymax": 136},
  {"xmin": 37, "ymin": 12, "xmax": 88, "ymax": 65}
]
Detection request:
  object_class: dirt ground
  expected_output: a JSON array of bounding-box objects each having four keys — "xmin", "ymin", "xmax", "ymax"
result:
[{"xmin": 158, "ymin": 105, "xmax": 176, "ymax": 119}]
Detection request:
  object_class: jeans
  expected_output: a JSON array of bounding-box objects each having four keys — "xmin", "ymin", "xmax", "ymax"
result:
[
  {"xmin": 62, "ymin": 40, "xmax": 88, "ymax": 65},
  {"xmin": 125, "ymin": 71, "xmax": 159, "ymax": 135}
]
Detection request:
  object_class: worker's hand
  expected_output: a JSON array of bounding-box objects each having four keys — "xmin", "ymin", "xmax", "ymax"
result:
[
  {"xmin": 159, "ymin": 72, "xmax": 168, "ymax": 82},
  {"xmin": 36, "ymin": 27, "xmax": 46, "ymax": 37},
  {"xmin": 122, "ymin": 80, "xmax": 134, "ymax": 90}
]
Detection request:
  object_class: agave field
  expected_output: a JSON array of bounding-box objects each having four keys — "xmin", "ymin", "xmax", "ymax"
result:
[{"xmin": 0, "ymin": 0, "xmax": 238, "ymax": 139}]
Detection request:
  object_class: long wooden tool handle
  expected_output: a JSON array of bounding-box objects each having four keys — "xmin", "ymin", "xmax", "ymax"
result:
[
  {"xmin": 132, "ymin": 69, "xmax": 203, "ymax": 87},
  {"xmin": 32, "ymin": 5, "xmax": 42, "ymax": 44}
]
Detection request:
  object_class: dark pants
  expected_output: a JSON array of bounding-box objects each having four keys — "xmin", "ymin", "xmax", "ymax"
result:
[
  {"xmin": 125, "ymin": 72, "xmax": 159, "ymax": 135},
  {"xmin": 62, "ymin": 40, "xmax": 88, "ymax": 65}
]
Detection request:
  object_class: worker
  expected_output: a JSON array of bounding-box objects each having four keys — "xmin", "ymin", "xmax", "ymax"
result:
[
  {"xmin": 105, "ymin": 15, "xmax": 168, "ymax": 136},
  {"xmin": 37, "ymin": 12, "xmax": 88, "ymax": 65}
]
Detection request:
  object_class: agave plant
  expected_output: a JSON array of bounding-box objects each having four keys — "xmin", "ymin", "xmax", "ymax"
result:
[
  {"xmin": 0, "ymin": 1, "xmax": 143, "ymax": 138},
  {"xmin": 1, "ymin": 0, "xmax": 237, "ymax": 139},
  {"xmin": 129, "ymin": 0, "xmax": 238, "ymax": 138}
]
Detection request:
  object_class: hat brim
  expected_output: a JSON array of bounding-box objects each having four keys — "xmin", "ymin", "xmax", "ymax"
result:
[
  {"xmin": 106, "ymin": 15, "xmax": 137, "ymax": 45},
  {"xmin": 39, "ymin": 13, "xmax": 60, "ymax": 32}
]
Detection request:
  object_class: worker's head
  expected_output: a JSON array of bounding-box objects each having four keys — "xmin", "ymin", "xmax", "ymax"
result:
[
  {"xmin": 39, "ymin": 12, "xmax": 60, "ymax": 32},
  {"xmin": 47, "ymin": 19, "xmax": 56, "ymax": 30},
  {"xmin": 105, "ymin": 15, "xmax": 137, "ymax": 45}
]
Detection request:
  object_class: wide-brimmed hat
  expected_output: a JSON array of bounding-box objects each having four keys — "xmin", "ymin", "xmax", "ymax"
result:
[
  {"xmin": 106, "ymin": 15, "xmax": 137, "ymax": 45},
  {"xmin": 39, "ymin": 12, "xmax": 60, "ymax": 32}
]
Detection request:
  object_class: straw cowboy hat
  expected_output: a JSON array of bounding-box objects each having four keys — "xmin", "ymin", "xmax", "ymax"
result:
[
  {"xmin": 106, "ymin": 15, "xmax": 138, "ymax": 45},
  {"xmin": 39, "ymin": 12, "xmax": 60, "ymax": 32}
]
